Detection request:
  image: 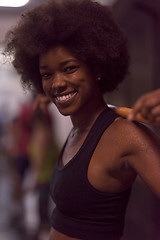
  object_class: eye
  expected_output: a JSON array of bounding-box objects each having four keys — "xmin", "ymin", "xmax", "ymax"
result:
[
  {"xmin": 64, "ymin": 65, "xmax": 79, "ymax": 74},
  {"xmin": 40, "ymin": 72, "xmax": 52, "ymax": 80}
]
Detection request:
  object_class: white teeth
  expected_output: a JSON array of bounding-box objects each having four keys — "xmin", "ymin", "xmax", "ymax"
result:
[{"xmin": 56, "ymin": 92, "xmax": 75, "ymax": 101}]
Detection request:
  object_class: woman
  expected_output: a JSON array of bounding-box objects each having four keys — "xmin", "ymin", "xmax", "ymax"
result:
[{"xmin": 4, "ymin": 0, "xmax": 160, "ymax": 239}]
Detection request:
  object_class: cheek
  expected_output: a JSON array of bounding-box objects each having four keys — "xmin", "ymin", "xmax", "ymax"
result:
[{"xmin": 82, "ymin": 78, "xmax": 97, "ymax": 94}]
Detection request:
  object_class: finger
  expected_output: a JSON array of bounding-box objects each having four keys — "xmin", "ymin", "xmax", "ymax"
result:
[
  {"xmin": 33, "ymin": 94, "xmax": 49, "ymax": 111},
  {"xmin": 128, "ymin": 96, "xmax": 146, "ymax": 120},
  {"xmin": 139, "ymin": 97, "xmax": 160, "ymax": 120},
  {"xmin": 40, "ymin": 102, "xmax": 50, "ymax": 114},
  {"xmin": 155, "ymin": 117, "xmax": 160, "ymax": 127},
  {"xmin": 40, "ymin": 95, "xmax": 50, "ymax": 104},
  {"xmin": 147, "ymin": 116, "xmax": 160, "ymax": 127},
  {"xmin": 128, "ymin": 91, "xmax": 159, "ymax": 120},
  {"xmin": 114, "ymin": 107, "xmax": 151, "ymax": 125},
  {"xmin": 151, "ymin": 105, "xmax": 160, "ymax": 119},
  {"xmin": 33, "ymin": 96, "xmax": 41, "ymax": 111}
]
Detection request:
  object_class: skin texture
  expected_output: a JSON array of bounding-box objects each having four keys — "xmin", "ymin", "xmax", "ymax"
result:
[{"xmin": 38, "ymin": 45, "xmax": 160, "ymax": 240}]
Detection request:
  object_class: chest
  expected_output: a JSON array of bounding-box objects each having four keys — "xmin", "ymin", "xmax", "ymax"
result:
[
  {"xmin": 61, "ymin": 129, "xmax": 126, "ymax": 192},
  {"xmin": 62, "ymin": 132, "xmax": 88, "ymax": 166},
  {"xmin": 50, "ymin": 131, "xmax": 131, "ymax": 218}
]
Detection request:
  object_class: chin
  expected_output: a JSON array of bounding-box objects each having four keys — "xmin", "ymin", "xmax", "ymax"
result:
[
  {"xmin": 57, "ymin": 108, "xmax": 73, "ymax": 116},
  {"xmin": 57, "ymin": 106, "xmax": 80, "ymax": 117}
]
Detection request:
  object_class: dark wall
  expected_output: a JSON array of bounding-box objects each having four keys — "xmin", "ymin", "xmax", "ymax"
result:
[
  {"xmin": 106, "ymin": 1, "xmax": 160, "ymax": 239},
  {"xmin": 106, "ymin": 0, "xmax": 160, "ymax": 107}
]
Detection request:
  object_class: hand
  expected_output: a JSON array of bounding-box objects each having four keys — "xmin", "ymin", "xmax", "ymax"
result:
[
  {"xmin": 128, "ymin": 89, "xmax": 160, "ymax": 126},
  {"xmin": 33, "ymin": 94, "xmax": 51, "ymax": 114}
]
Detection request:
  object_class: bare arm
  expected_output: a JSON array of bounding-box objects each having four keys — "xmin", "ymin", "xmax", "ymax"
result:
[{"xmin": 123, "ymin": 120, "xmax": 160, "ymax": 198}]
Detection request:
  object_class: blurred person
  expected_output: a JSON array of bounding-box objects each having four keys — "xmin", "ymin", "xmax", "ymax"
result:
[
  {"xmin": 14, "ymin": 101, "xmax": 33, "ymax": 181},
  {"xmin": 5, "ymin": 101, "xmax": 33, "ymax": 230},
  {"xmin": 27, "ymin": 108, "xmax": 60, "ymax": 239},
  {"xmin": 4, "ymin": 0, "xmax": 160, "ymax": 240},
  {"xmin": 0, "ymin": 117, "xmax": 4, "ymax": 157},
  {"xmin": 7, "ymin": 118, "xmax": 24, "ymax": 218}
]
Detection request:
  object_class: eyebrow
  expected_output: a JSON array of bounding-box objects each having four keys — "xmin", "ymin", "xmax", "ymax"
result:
[{"xmin": 39, "ymin": 59, "xmax": 78, "ymax": 70}]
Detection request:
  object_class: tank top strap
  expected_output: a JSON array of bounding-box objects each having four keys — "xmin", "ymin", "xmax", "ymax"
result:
[
  {"xmin": 56, "ymin": 107, "xmax": 119, "ymax": 169},
  {"xmin": 84, "ymin": 107, "xmax": 119, "ymax": 151}
]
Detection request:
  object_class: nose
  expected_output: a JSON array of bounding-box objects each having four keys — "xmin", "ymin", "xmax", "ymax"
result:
[{"xmin": 51, "ymin": 72, "xmax": 67, "ymax": 92}]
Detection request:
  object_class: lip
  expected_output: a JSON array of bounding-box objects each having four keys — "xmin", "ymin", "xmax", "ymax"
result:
[{"xmin": 54, "ymin": 90, "xmax": 77, "ymax": 104}]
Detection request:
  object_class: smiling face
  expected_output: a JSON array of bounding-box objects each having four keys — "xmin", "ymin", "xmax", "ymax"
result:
[{"xmin": 39, "ymin": 45, "xmax": 102, "ymax": 116}]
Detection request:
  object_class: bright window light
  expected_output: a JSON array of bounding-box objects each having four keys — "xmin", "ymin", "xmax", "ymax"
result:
[
  {"xmin": 97, "ymin": 0, "xmax": 118, "ymax": 6},
  {"xmin": 0, "ymin": 0, "xmax": 30, "ymax": 7}
]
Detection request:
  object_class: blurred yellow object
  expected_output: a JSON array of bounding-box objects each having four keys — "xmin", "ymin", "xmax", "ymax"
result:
[{"xmin": 107, "ymin": 104, "xmax": 151, "ymax": 125}]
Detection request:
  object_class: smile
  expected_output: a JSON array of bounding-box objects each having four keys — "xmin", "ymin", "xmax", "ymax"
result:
[{"xmin": 55, "ymin": 91, "xmax": 77, "ymax": 102}]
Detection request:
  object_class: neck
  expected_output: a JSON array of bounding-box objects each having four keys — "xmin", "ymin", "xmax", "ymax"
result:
[{"xmin": 70, "ymin": 97, "xmax": 107, "ymax": 134}]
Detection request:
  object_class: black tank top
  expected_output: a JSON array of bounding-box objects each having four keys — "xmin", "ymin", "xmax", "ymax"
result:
[{"xmin": 50, "ymin": 107, "xmax": 131, "ymax": 240}]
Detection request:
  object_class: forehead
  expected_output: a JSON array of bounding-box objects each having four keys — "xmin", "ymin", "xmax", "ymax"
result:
[{"xmin": 39, "ymin": 45, "xmax": 77, "ymax": 65}]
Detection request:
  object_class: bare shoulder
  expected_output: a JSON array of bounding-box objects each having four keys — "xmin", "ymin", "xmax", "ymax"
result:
[
  {"xmin": 106, "ymin": 117, "xmax": 160, "ymax": 198},
  {"xmin": 107, "ymin": 116, "xmax": 160, "ymax": 151}
]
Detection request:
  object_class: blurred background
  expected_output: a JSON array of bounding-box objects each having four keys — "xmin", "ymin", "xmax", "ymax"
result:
[{"xmin": 0, "ymin": 0, "xmax": 160, "ymax": 240}]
